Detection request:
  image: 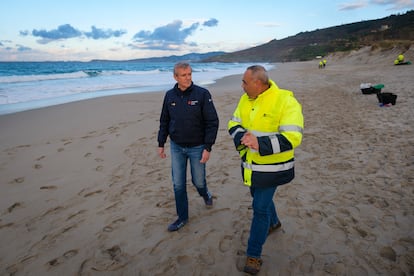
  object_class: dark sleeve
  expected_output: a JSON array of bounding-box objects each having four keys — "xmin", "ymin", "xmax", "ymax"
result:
[
  {"xmin": 228, "ymin": 125, "xmax": 247, "ymax": 151},
  {"xmin": 157, "ymin": 93, "xmax": 170, "ymax": 147},
  {"xmin": 202, "ymin": 90, "xmax": 219, "ymax": 150},
  {"xmin": 257, "ymin": 134, "xmax": 292, "ymax": 156}
]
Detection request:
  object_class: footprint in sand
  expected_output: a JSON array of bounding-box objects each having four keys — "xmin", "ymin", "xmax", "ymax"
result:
[
  {"xmin": 40, "ymin": 185, "xmax": 57, "ymax": 190},
  {"xmin": 155, "ymin": 200, "xmax": 174, "ymax": 208},
  {"xmin": 306, "ymin": 209, "xmax": 326, "ymax": 222},
  {"xmin": 102, "ymin": 217, "xmax": 126, "ymax": 233},
  {"xmin": 176, "ymin": 255, "xmax": 192, "ymax": 265},
  {"xmin": 79, "ymin": 245, "xmax": 130, "ymax": 272},
  {"xmin": 36, "ymin": 155, "xmax": 46, "ymax": 161},
  {"xmin": 240, "ymin": 229, "xmax": 249, "ymax": 247},
  {"xmin": 47, "ymin": 249, "xmax": 79, "ymax": 267},
  {"xmin": 66, "ymin": 209, "xmax": 87, "ymax": 221},
  {"xmin": 149, "ymin": 238, "xmax": 172, "ymax": 256},
  {"xmin": 199, "ymin": 247, "xmax": 215, "ymax": 265},
  {"xmin": 10, "ymin": 177, "xmax": 25, "ymax": 184},
  {"xmin": 0, "ymin": 222, "xmax": 14, "ymax": 229},
  {"xmin": 83, "ymin": 189, "xmax": 103, "ymax": 197},
  {"xmin": 99, "ymin": 201, "xmax": 123, "ymax": 213},
  {"xmin": 11, "ymin": 253, "xmax": 48, "ymax": 273},
  {"xmin": 44, "ymin": 206, "xmax": 65, "ymax": 217},
  {"xmin": 7, "ymin": 202, "xmax": 22, "ymax": 213},
  {"xmin": 219, "ymin": 235, "xmax": 233, "ymax": 252},
  {"xmin": 81, "ymin": 130, "xmax": 99, "ymax": 139},
  {"xmin": 235, "ymin": 249, "xmax": 247, "ymax": 271},
  {"xmin": 290, "ymin": 251, "xmax": 315, "ymax": 274},
  {"xmin": 108, "ymin": 126, "xmax": 119, "ymax": 133},
  {"xmin": 59, "ymin": 138, "xmax": 72, "ymax": 146},
  {"xmin": 379, "ymin": 246, "xmax": 396, "ymax": 261}
]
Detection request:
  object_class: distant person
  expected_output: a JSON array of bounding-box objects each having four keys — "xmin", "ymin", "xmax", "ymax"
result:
[
  {"xmin": 395, "ymin": 54, "xmax": 405, "ymax": 65},
  {"xmin": 157, "ymin": 62, "xmax": 219, "ymax": 232},
  {"xmin": 318, "ymin": 60, "xmax": 324, "ymax": 69},
  {"xmin": 323, "ymin": 59, "xmax": 327, "ymax": 67},
  {"xmin": 228, "ymin": 65, "xmax": 304, "ymax": 274}
]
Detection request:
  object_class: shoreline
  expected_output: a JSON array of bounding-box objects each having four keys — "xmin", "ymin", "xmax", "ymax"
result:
[
  {"xmin": 0, "ymin": 48, "xmax": 413, "ymax": 275},
  {"xmin": 0, "ymin": 62, "xmax": 272, "ymax": 116}
]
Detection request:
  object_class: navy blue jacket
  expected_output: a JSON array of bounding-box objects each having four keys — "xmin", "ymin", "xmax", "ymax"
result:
[{"xmin": 158, "ymin": 82, "xmax": 219, "ymax": 151}]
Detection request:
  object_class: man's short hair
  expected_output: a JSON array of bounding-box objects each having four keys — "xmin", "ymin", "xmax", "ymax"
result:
[
  {"xmin": 247, "ymin": 65, "xmax": 268, "ymax": 84},
  {"xmin": 174, "ymin": 62, "xmax": 191, "ymax": 75}
]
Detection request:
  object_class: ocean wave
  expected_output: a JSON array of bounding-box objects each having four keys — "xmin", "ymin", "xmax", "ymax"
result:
[
  {"xmin": 0, "ymin": 69, "xmax": 172, "ymax": 84},
  {"xmin": 0, "ymin": 71, "xmax": 89, "ymax": 84},
  {"xmin": 0, "ymin": 62, "xmax": 275, "ymax": 114}
]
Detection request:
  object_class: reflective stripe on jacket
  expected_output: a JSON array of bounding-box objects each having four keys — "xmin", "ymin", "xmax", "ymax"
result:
[{"xmin": 228, "ymin": 80, "xmax": 304, "ymax": 187}]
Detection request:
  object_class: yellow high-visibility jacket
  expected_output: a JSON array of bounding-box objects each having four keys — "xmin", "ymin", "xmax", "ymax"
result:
[{"xmin": 228, "ymin": 80, "xmax": 304, "ymax": 187}]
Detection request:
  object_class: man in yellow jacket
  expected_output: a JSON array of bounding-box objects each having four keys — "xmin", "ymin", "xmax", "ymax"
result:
[{"xmin": 228, "ymin": 65, "xmax": 304, "ymax": 274}]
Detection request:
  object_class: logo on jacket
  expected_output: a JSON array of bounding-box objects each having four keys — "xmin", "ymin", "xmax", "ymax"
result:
[{"xmin": 187, "ymin": 100, "xmax": 198, "ymax": 106}]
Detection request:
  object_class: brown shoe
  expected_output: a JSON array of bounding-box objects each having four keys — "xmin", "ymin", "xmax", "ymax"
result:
[
  {"xmin": 243, "ymin": 256, "xmax": 263, "ymax": 275},
  {"xmin": 268, "ymin": 221, "xmax": 281, "ymax": 235}
]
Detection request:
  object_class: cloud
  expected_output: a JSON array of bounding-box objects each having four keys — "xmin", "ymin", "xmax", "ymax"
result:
[
  {"xmin": 20, "ymin": 30, "xmax": 30, "ymax": 36},
  {"xmin": 339, "ymin": 1, "xmax": 368, "ymax": 10},
  {"xmin": 132, "ymin": 18, "xmax": 219, "ymax": 50},
  {"xmin": 339, "ymin": 0, "xmax": 414, "ymax": 11},
  {"xmin": 203, "ymin": 18, "xmax": 219, "ymax": 27},
  {"xmin": 32, "ymin": 24, "xmax": 82, "ymax": 43},
  {"xmin": 0, "ymin": 40, "xmax": 13, "ymax": 47},
  {"xmin": 24, "ymin": 24, "xmax": 127, "ymax": 44},
  {"xmin": 84, "ymin": 26, "xmax": 127, "ymax": 39},
  {"xmin": 370, "ymin": 0, "xmax": 414, "ymax": 9},
  {"xmin": 16, "ymin": 45, "xmax": 32, "ymax": 52},
  {"xmin": 133, "ymin": 20, "xmax": 198, "ymax": 44}
]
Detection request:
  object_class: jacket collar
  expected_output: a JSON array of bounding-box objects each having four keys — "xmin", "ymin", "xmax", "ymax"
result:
[
  {"xmin": 174, "ymin": 82, "xmax": 194, "ymax": 95},
  {"xmin": 256, "ymin": 79, "xmax": 279, "ymax": 98}
]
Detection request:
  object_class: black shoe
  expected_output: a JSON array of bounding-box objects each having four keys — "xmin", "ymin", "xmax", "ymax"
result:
[
  {"xmin": 268, "ymin": 221, "xmax": 282, "ymax": 235},
  {"xmin": 203, "ymin": 192, "xmax": 213, "ymax": 208},
  {"xmin": 167, "ymin": 218, "xmax": 187, "ymax": 232}
]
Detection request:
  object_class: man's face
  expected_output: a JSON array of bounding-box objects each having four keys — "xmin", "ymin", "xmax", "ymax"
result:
[
  {"xmin": 174, "ymin": 67, "xmax": 192, "ymax": 91},
  {"xmin": 242, "ymin": 70, "xmax": 259, "ymax": 98}
]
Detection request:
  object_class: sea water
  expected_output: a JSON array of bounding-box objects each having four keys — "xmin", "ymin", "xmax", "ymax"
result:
[{"xmin": 0, "ymin": 61, "xmax": 273, "ymax": 115}]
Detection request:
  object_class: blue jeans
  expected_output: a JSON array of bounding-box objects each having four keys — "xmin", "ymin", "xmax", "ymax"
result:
[
  {"xmin": 170, "ymin": 140, "xmax": 209, "ymax": 221},
  {"xmin": 246, "ymin": 186, "xmax": 279, "ymax": 258}
]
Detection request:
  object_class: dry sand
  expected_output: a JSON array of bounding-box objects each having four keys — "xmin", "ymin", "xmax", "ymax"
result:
[{"xmin": 0, "ymin": 47, "xmax": 413, "ymax": 275}]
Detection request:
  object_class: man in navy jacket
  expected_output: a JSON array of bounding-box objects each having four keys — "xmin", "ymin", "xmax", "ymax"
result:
[{"xmin": 157, "ymin": 62, "xmax": 219, "ymax": 232}]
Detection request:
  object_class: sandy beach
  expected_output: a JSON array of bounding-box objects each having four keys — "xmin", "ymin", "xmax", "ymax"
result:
[{"xmin": 1, "ymin": 46, "xmax": 413, "ymax": 275}]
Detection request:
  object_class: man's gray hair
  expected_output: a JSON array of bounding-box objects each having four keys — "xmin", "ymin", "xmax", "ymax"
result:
[
  {"xmin": 247, "ymin": 65, "xmax": 269, "ymax": 84},
  {"xmin": 174, "ymin": 62, "xmax": 191, "ymax": 75}
]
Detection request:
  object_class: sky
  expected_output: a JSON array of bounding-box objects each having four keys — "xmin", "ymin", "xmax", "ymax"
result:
[{"xmin": 1, "ymin": 0, "xmax": 413, "ymax": 61}]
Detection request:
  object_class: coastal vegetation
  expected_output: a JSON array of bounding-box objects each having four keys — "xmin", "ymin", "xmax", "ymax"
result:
[
  {"xmin": 203, "ymin": 10, "xmax": 414, "ymax": 62},
  {"xmin": 93, "ymin": 10, "xmax": 413, "ymax": 63}
]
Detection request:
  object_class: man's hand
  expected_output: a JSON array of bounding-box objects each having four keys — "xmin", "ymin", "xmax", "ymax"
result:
[
  {"xmin": 158, "ymin": 147, "xmax": 167, "ymax": 159},
  {"xmin": 200, "ymin": 149, "xmax": 210, "ymax": 164},
  {"xmin": 241, "ymin": 132, "xmax": 259, "ymax": 151}
]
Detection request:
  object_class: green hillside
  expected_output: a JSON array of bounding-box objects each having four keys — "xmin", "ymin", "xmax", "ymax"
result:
[{"xmin": 203, "ymin": 10, "xmax": 414, "ymax": 62}]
